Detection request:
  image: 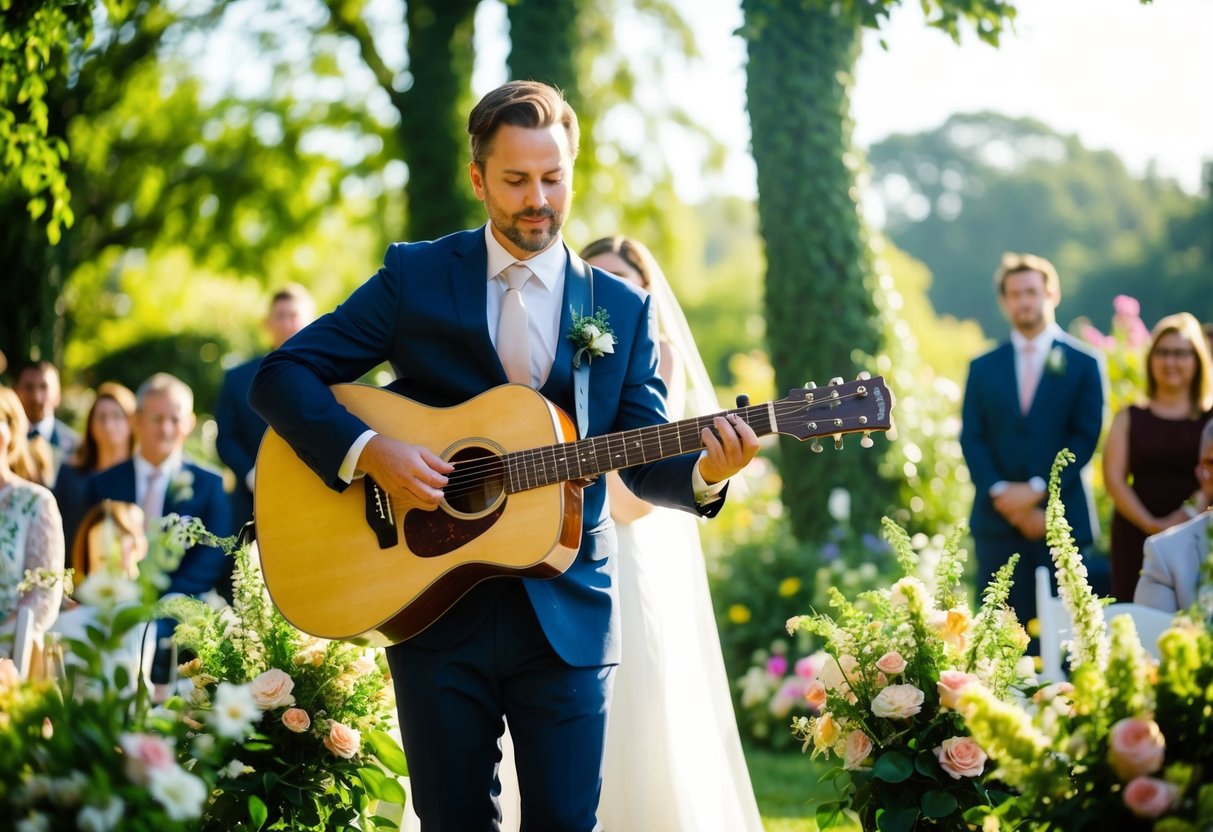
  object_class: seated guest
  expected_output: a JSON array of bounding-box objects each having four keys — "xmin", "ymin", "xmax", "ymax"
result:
[
  {"xmin": 0, "ymin": 385, "xmax": 66, "ymax": 648},
  {"xmin": 1135, "ymin": 418, "xmax": 1213, "ymax": 613},
  {"xmin": 52, "ymin": 500, "xmax": 154, "ymax": 692},
  {"xmin": 216, "ymin": 283, "xmax": 315, "ymax": 532},
  {"xmin": 15, "ymin": 360, "xmax": 80, "ymax": 488},
  {"xmin": 53, "ymin": 382, "xmax": 137, "ymax": 553},
  {"xmin": 86, "ymin": 373, "xmax": 231, "ymax": 681}
]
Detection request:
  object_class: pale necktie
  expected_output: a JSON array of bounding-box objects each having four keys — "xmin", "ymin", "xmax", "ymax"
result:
[
  {"xmin": 1019, "ymin": 343, "xmax": 1038, "ymax": 414},
  {"xmin": 497, "ymin": 263, "xmax": 533, "ymax": 386},
  {"xmin": 142, "ymin": 469, "xmax": 164, "ymax": 531}
]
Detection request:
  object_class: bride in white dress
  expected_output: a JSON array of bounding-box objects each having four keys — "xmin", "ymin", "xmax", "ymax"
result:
[
  {"xmin": 583, "ymin": 236, "xmax": 763, "ymax": 832},
  {"xmin": 398, "ymin": 237, "xmax": 761, "ymax": 831}
]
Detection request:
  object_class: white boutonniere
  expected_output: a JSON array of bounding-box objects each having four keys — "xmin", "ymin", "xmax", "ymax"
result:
[
  {"xmin": 168, "ymin": 468, "xmax": 195, "ymax": 503},
  {"xmin": 1045, "ymin": 345, "xmax": 1066, "ymax": 375},
  {"xmin": 567, "ymin": 307, "xmax": 615, "ymax": 368}
]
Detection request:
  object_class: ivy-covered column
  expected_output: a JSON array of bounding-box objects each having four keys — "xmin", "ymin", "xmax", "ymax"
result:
[
  {"xmin": 740, "ymin": 0, "xmax": 892, "ymax": 542},
  {"xmin": 400, "ymin": 0, "xmax": 482, "ymax": 242}
]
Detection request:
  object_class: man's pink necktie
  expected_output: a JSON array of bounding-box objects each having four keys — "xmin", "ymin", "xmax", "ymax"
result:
[
  {"xmin": 497, "ymin": 263, "xmax": 533, "ymax": 386},
  {"xmin": 1019, "ymin": 343, "xmax": 1038, "ymax": 415}
]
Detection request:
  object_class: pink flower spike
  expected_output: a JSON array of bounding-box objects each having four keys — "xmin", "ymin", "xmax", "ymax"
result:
[
  {"xmin": 1113, "ymin": 294, "xmax": 1141, "ymax": 317},
  {"xmin": 794, "ymin": 655, "xmax": 823, "ymax": 680},
  {"xmin": 767, "ymin": 655, "xmax": 788, "ymax": 677}
]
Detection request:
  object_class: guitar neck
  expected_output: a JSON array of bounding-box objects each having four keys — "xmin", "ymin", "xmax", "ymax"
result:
[{"xmin": 503, "ymin": 405, "xmax": 770, "ymax": 493}]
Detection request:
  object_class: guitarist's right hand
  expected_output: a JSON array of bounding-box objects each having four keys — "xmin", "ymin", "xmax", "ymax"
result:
[{"xmin": 357, "ymin": 435, "xmax": 454, "ymax": 510}]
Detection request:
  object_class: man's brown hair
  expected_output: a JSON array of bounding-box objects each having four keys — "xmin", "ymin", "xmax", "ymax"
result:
[
  {"xmin": 993, "ymin": 252, "xmax": 1060, "ymax": 296},
  {"xmin": 467, "ymin": 81, "xmax": 579, "ymax": 167}
]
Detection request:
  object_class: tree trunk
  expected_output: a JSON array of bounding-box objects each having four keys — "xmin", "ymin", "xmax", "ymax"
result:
[
  {"xmin": 740, "ymin": 0, "xmax": 893, "ymax": 541},
  {"xmin": 401, "ymin": 0, "xmax": 483, "ymax": 242},
  {"xmin": 505, "ymin": 0, "xmax": 583, "ymax": 111}
]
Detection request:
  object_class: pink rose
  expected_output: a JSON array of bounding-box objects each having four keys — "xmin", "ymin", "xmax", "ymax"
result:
[
  {"xmin": 842, "ymin": 730, "xmax": 873, "ymax": 771},
  {"xmin": 120, "ymin": 732, "xmax": 176, "ymax": 785},
  {"xmin": 794, "ymin": 654, "xmax": 824, "ymax": 680},
  {"xmin": 804, "ymin": 680, "xmax": 827, "ymax": 710},
  {"xmin": 766, "ymin": 655, "xmax": 788, "ymax": 677},
  {"xmin": 875, "ymin": 652, "xmax": 906, "ymax": 675},
  {"xmin": 323, "ymin": 720, "xmax": 362, "ymax": 759},
  {"xmin": 934, "ymin": 736, "xmax": 987, "ymax": 780},
  {"xmin": 249, "ymin": 668, "xmax": 296, "ymax": 710},
  {"xmin": 1108, "ymin": 718, "xmax": 1165, "ymax": 781},
  {"xmin": 870, "ymin": 684, "xmax": 924, "ymax": 719},
  {"xmin": 281, "ymin": 708, "xmax": 311, "ymax": 734},
  {"xmin": 937, "ymin": 670, "xmax": 978, "ymax": 710},
  {"xmin": 1123, "ymin": 776, "xmax": 1178, "ymax": 818}
]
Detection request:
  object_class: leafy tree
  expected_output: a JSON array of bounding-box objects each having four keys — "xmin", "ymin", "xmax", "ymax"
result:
[
  {"xmin": 321, "ymin": 0, "xmax": 481, "ymax": 241},
  {"xmin": 869, "ymin": 111, "xmax": 1196, "ymax": 334},
  {"xmin": 738, "ymin": 0, "xmax": 1015, "ymax": 543}
]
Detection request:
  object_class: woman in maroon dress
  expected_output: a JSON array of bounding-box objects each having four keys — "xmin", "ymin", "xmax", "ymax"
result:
[{"xmin": 1104, "ymin": 312, "xmax": 1213, "ymax": 600}]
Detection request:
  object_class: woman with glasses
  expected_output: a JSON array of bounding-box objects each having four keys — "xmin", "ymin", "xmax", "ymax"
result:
[{"xmin": 1104, "ymin": 311, "xmax": 1213, "ymax": 600}]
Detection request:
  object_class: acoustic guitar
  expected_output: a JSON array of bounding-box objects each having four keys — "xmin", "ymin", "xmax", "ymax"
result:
[{"xmin": 254, "ymin": 376, "xmax": 893, "ymax": 645}]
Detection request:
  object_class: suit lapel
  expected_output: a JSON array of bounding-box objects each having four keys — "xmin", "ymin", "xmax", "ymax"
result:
[
  {"xmin": 450, "ymin": 232, "xmax": 505, "ymax": 383},
  {"xmin": 1026, "ymin": 339, "xmax": 1064, "ymax": 418},
  {"xmin": 563, "ymin": 251, "xmax": 592, "ymax": 438}
]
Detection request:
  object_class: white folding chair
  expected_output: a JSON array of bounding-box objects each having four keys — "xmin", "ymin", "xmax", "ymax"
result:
[
  {"xmin": 1035, "ymin": 566, "xmax": 1070, "ymax": 683},
  {"xmin": 1034, "ymin": 565, "xmax": 1176, "ymax": 682},
  {"xmin": 10, "ymin": 606, "xmax": 37, "ymax": 680}
]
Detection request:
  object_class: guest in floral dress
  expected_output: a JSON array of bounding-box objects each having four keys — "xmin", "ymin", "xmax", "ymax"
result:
[{"xmin": 0, "ymin": 385, "xmax": 65, "ymax": 649}]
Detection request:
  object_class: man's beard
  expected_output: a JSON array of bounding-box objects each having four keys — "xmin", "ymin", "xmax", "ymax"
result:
[{"xmin": 485, "ymin": 191, "xmax": 563, "ymax": 253}]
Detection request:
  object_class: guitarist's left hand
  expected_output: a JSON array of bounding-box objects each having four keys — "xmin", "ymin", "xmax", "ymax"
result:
[{"xmin": 699, "ymin": 412, "xmax": 760, "ymax": 486}]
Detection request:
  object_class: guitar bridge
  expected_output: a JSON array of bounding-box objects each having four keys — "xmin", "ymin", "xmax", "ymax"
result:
[{"xmin": 364, "ymin": 477, "xmax": 399, "ymax": 550}]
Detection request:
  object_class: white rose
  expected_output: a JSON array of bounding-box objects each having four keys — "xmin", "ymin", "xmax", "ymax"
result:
[
  {"xmin": 871, "ymin": 684, "xmax": 925, "ymax": 719},
  {"xmin": 589, "ymin": 331, "xmax": 615, "ymax": 355}
]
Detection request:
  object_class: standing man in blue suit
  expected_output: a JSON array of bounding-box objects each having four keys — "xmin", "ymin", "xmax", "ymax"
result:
[
  {"xmin": 960, "ymin": 253, "xmax": 1106, "ymax": 629},
  {"xmin": 215, "ymin": 284, "xmax": 314, "ymax": 533},
  {"xmin": 88, "ymin": 373, "xmax": 231, "ymax": 680},
  {"xmin": 15, "ymin": 361, "xmax": 80, "ymax": 488},
  {"xmin": 250, "ymin": 81, "xmax": 759, "ymax": 830}
]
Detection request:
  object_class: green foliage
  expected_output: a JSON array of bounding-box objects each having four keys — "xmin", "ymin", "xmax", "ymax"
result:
[
  {"xmin": 869, "ymin": 112, "xmax": 1202, "ymax": 335},
  {"xmin": 740, "ymin": 0, "xmax": 890, "ymax": 542},
  {"xmin": 0, "ymin": 0, "xmax": 101, "ymax": 244}
]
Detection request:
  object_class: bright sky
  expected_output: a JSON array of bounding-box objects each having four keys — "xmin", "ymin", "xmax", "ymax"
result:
[{"xmin": 650, "ymin": 0, "xmax": 1213, "ymax": 202}]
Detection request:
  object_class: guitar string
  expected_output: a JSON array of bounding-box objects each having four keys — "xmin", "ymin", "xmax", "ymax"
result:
[
  {"xmin": 432, "ymin": 393, "xmax": 867, "ymax": 486},
  {"xmin": 432, "ymin": 393, "xmax": 882, "ymax": 501},
  {"xmin": 432, "ymin": 391, "xmax": 878, "ymax": 493}
]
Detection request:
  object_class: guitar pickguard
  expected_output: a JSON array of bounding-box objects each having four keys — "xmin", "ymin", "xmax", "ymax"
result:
[{"xmin": 403, "ymin": 502, "xmax": 508, "ymax": 557}]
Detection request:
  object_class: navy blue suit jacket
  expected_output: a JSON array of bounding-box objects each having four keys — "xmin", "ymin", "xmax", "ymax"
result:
[
  {"xmin": 87, "ymin": 459, "xmax": 232, "ymax": 597},
  {"xmin": 250, "ymin": 228, "xmax": 717, "ymax": 666},
  {"xmin": 960, "ymin": 331, "xmax": 1105, "ymax": 545},
  {"xmin": 216, "ymin": 355, "xmax": 266, "ymax": 527}
]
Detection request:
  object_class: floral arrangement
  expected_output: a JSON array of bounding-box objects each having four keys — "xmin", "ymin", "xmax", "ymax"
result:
[
  {"xmin": 0, "ymin": 517, "xmax": 240, "ymax": 832},
  {"xmin": 958, "ymin": 451, "xmax": 1213, "ymax": 830},
  {"xmin": 567, "ymin": 306, "xmax": 615, "ymax": 367},
  {"xmin": 735, "ymin": 640, "xmax": 826, "ymax": 748},
  {"xmin": 787, "ymin": 519, "xmax": 1030, "ymax": 831},
  {"xmin": 161, "ymin": 541, "xmax": 408, "ymax": 831}
]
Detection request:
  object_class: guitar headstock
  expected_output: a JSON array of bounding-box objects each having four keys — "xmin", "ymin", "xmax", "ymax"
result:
[{"xmin": 769, "ymin": 374, "xmax": 893, "ymax": 451}]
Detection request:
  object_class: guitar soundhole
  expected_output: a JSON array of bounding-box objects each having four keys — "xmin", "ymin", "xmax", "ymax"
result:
[
  {"xmin": 443, "ymin": 445, "xmax": 506, "ymax": 515},
  {"xmin": 404, "ymin": 445, "xmax": 506, "ymax": 559}
]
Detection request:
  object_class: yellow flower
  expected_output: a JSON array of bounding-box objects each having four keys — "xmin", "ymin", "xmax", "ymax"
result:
[
  {"xmin": 778, "ymin": 577, "xmax": 801, "ymax": 597},
  {"xmin": 813, "ymin": 713, "xmax": 842, "ymax": 751},
  {"xmin": 728, "ymin": 604, "xmax": 752, "ymax": 624}
]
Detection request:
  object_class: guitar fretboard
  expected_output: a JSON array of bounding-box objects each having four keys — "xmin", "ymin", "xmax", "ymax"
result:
[{"xmin": 503, "ymin": 406, "xmax": 773, "ymax": 493}]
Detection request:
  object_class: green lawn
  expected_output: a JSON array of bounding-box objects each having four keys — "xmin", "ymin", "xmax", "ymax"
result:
[{"xmin": 746, "ymin": 746, "xmax": 860, "ymax": 832}]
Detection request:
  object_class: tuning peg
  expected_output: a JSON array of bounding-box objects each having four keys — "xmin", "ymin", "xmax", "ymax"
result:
[
  {"xmin": 810, "ymin": 438, "xmax": 823, "ymax": 453},
  {"xmin": 735, "ymin": 394, "xmax": 750, "ymax": 408},
  {"xmin": 828, "ymin": 377, "xmax": 844, "ymax": 386},
  {"xmin": 833, "ymin": 434, "xmax": 844, "ymax": 450},
  {"xmin": 860, "ymin": 431, "xmax": 874, "ymax": 449},
  {"xmin": 856, "ymin": 371, "xmax": 871, "ymax": 381},
  {"xmin": 804, "ymin": 381, "xmax": 817, "ymax": 389}
]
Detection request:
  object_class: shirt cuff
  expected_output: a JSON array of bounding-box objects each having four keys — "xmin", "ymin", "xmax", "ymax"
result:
[
  {"xmin": 1028, "ymin": 476, "xmax": 1046, "ymax": 493},
  {"xmin": 988, "ymin": 481, "xmax": 1009, "ymax": 498},
  {"xmin": 693, "ymin": 452, "xmax": 727, "ymax": 506},
  {"xmin": 245, "ymin": 467, "xmax": 256, "ymax": 493},
  {"xmin": 338, "ymin": 430, "xmax": 378, "ymax": 484}
]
